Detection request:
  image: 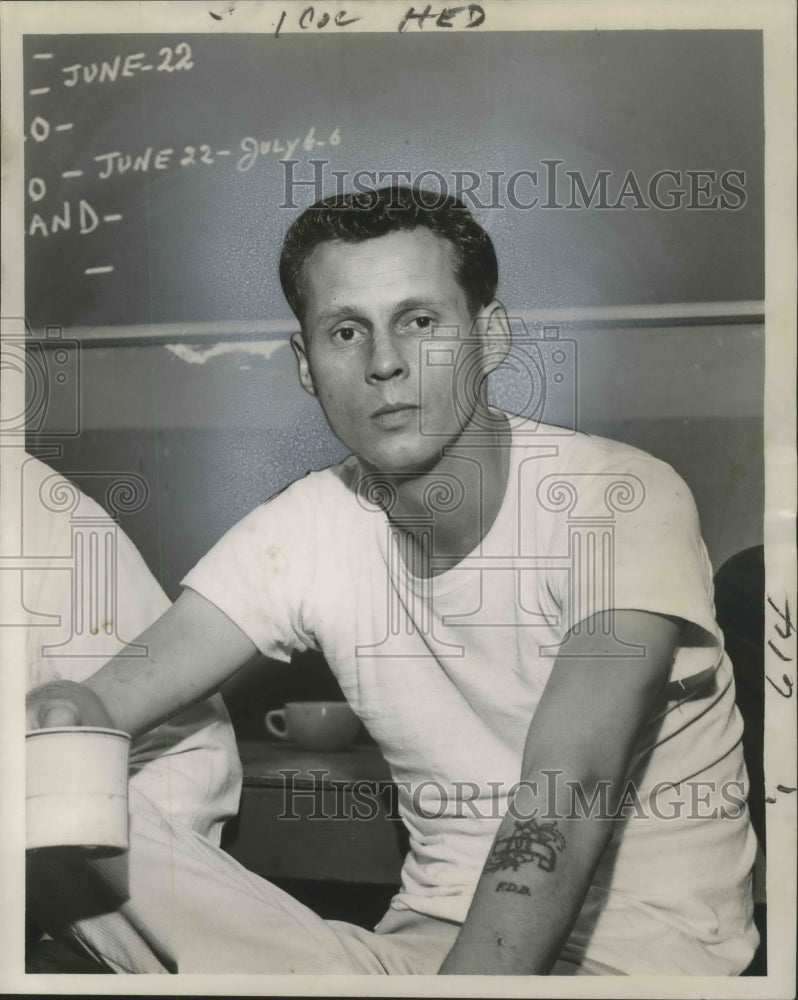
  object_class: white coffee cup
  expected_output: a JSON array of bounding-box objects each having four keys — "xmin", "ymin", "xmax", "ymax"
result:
[
  {"xmin": 265, "ymin": 701, "xmax": 360, "ymax": 752},
  {"xmin": 26, "ymin": 726, "xmax": 131, "ymax": 852}
]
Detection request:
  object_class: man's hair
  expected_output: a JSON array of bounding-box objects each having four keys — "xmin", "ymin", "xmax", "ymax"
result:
[{"xmin": 279, "ymin": 185, "xmax": 498, "ymax": 325}]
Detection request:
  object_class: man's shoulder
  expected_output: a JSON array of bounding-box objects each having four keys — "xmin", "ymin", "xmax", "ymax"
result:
[
  {"xmin": 20, "ymin": 453, "xmax": 113, "ymax": 555},
  {"xmin": 512, "ymin": 421, "xmax": 695, "ymax": 520},
  {"xmin": 253, "ymin": 454, "xmax": 361, "ymax": 519},
  {"xmin": 520, "ymin": 421, "xmax": 682, "ymax": 481}
]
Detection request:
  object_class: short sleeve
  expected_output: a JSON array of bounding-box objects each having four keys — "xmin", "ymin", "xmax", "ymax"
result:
[
  {"xmin": 543, "ymin": 442, "xmax": 722, "ymax": 681},
  {"xmin": 181, "ymin": 477, "xmax": 318, "ymax": 662}
]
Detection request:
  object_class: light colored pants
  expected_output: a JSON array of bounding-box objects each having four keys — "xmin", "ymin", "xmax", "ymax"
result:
[{"xmin": 27, "ymin": 786, "xmax": 617, "ymax": 975}]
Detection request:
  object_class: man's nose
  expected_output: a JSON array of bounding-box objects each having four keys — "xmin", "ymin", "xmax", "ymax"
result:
[{"xmin": 366, "ymin": 330, "xmax": 409, "ymax": 383}]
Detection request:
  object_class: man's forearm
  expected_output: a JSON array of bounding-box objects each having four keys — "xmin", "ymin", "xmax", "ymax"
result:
[
  {"xmin": 440, "ymin": 611, "xmax": 677, "ymax": 975},
  {"xmin": 27, "ymin": 589, "xmax": 259, "ymax": 739},
  {"xmin": 84, "ymin": 638, "xmax": 208, "ymax": 739},
  {"xmin": 439, "ymin": 779, "xmax": 613, "ymax": 975}
]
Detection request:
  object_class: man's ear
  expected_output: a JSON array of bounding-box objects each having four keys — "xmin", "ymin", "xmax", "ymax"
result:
[
  {"xmin": 291, "ymin": 332, "xmax": 317, "ymax": 397},
  {"xmin": 472, "ymin": 300, "xmax": 511, "ymax": 376}
]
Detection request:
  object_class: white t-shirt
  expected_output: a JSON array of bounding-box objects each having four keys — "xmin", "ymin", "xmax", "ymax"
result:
[
  {"xmin": 20, "ymin": 455, "xmax": 242, "ymax": 844},
  {"xmin": 183, "ymin": 419, "xmax": 758, "ymax": 973}
]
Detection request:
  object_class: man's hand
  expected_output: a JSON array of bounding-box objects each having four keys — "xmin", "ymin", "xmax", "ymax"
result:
[{"xmin": 26, "ymin": 680, "xmax": 115, "ymax": 730}]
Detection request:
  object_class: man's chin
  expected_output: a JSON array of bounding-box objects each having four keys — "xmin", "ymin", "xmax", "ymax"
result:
[{"xmin": 356, "ymin": 446, "xmax": 447, "ymax": 478}]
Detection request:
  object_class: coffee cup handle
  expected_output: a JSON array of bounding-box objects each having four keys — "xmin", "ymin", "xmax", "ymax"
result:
[{"xmin": 265, "ymin": 709, "xmax": 289, "ymax": 740}]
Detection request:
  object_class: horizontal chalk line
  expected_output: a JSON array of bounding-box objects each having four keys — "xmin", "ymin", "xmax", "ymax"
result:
[{"xmin": 62, "ymin": 301, "xmax": 766, "ymax": 346}]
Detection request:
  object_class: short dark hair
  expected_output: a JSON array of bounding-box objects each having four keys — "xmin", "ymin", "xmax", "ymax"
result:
[{"xmin": 279, "ymin": 185, "xmax": 498, "ymax": 325}]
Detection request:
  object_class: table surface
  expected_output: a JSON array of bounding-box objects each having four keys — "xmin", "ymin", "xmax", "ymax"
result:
[{"xmin": 237, "ymin": 739, "xmax": 393, "ymax": 789}]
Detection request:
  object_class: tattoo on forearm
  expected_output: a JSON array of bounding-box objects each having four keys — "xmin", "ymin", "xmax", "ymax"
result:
[{"xmin": 485, "ymin": 819, "xmax": 566, "ymax": 874}]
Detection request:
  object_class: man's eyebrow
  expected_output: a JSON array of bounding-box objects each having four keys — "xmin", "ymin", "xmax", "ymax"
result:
[
  {"xmin": 390, "ymin": 297, "xmax": 447, "ymax": 319},
  {"xmin": 313, "ymin": 298, "xmax": 448, "ymax": 326},
  {"xmin": 313, "ymin": 304, "xmax": 365, "ymax": 326}
]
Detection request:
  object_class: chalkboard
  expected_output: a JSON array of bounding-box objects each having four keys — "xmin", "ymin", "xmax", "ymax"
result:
[{"xmin": 23, "ymin": 30, "xmax": 763, "ymax": 334}]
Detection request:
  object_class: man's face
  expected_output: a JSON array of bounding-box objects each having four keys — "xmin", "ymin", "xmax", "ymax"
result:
[{"xmin": 291, "ymin": 228, "xmax": 503, "ymax": 474}]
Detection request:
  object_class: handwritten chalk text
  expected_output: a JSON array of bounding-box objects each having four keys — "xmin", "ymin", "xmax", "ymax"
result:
[
  {"xmin": 88, "ymin": 130, "xmax": 340, "ymax": 180},
  {"xmin": 237, "ymin": 127, "xmax": 341, "ymax": 172},
  {"xmin": 94, "ymin": 147, "xmax": 176, "ymax": 179},
  {"xmin": 27, "ymin": 199, "xmax": 103, "ymax": 238},
  {"xmin": 61, "ymin": 44, "xmax": 194, "ymax": 88}
]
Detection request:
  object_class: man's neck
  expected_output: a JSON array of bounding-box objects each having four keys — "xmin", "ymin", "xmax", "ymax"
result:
[{"xmin": 370, "ymin": 412, "xmax": 512, "ymax": 578}]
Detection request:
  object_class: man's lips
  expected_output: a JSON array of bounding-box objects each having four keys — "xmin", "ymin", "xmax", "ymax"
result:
[{"xmin": 371, "ymin": 403, "xmax": 419, "ymax": 428}]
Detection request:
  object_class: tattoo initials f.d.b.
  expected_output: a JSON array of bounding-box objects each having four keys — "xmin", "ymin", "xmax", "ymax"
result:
[{"xmin": 495, "ymin": 880, "xmax": 531, "ymax": 895}]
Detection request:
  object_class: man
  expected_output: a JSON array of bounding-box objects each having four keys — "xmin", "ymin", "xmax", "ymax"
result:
[
  {"xmin": 19, "ymin": 453, "xmax": 241, "ymax": 968},
  {"xmin": 26, "ymin": 186, "xmax": 758, "ymax": 975}
]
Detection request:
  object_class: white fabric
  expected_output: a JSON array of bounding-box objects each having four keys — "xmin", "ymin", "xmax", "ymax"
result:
[
  {"xmin": 27, "ymin": 785, "xmax": 459, "ymax": 974},
  {"xmin": 183, "ymin": 419, "xmax": 759, "ymax": 974},
  {"xmin": 27, "ymin": 782, "xmax": 624, "ymax": 974},
  {"xmin": 21, "ymin": 454, "xmax": 242, "ymax": 843}
]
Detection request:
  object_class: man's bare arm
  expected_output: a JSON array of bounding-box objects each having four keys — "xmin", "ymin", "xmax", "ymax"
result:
[
  {"xmin": 439, "ymin": 609, "xmax": 680, "ymax": 975},
  {"xmin": 26, "ymin": 588, "xmax": 260, "ymax": 739}
]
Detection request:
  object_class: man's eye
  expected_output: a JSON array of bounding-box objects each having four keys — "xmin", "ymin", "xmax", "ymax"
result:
[
  {"xmin": 407, "ymin": 315, "xmax": 435, "ymax": 332},
  {"xmin": 331, "ymin": 326, "xmax": 365, "ymax": 345}
]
